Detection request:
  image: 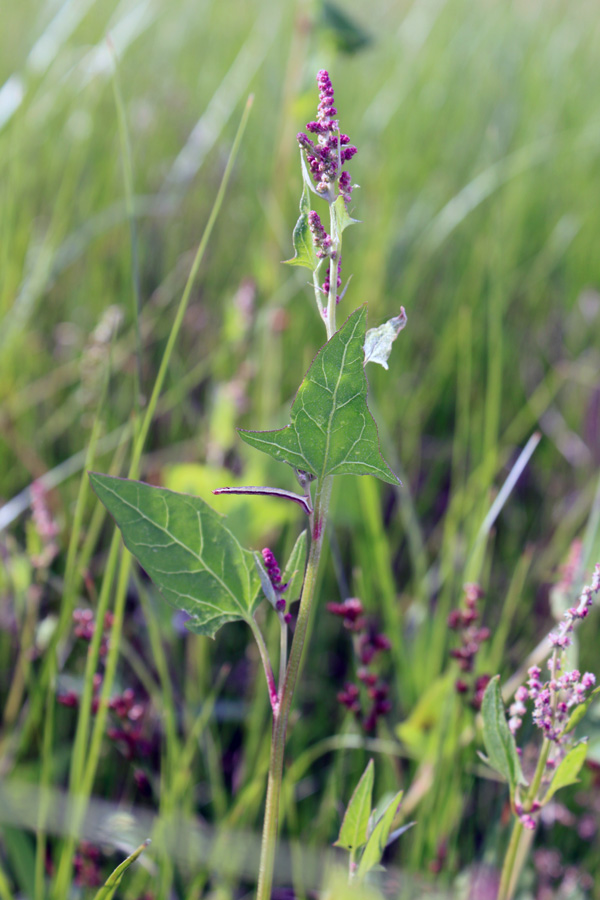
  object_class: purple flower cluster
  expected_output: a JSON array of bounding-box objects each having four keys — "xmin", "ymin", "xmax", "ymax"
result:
[
  {"xmin": 508, "ymin": 564, "xmax": 600, "ymax": 740},
  {"xmin": 262, "ymin": 547, "xmax": 292, "ymax": 623},
  {"xmin": 327, "ymin": 598, "xmax": 392, "ymax": 733},
  {"xmin": 448, "ymin": 583, "xmax": 491, "ymax": 710},
  {"xmin": 296, "ymin": 70, "xmax": 357, "ymax": 200},
  {"xmin": 297, "ymin": 70, "xmax": 357, "ymax": 308}
]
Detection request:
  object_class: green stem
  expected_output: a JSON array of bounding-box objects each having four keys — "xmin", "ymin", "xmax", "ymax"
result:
[
  {"xmin": 497, "ymin": 816, "xmax": 524, "ymax": 900},
  {"xmin": 256, "ymin": 476, "xmax": 331, "ymax": 900},
  {"xmin": 498, "ymin": 650, "xmax": 559, "ymax": 898}
]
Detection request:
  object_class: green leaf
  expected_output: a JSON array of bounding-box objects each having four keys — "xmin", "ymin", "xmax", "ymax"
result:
[
  {"xmin": 89, "ymin": 473, "xmax": 260, "ymax": 638},
  {"xmin": 91, "ymin": 840, "xmax": 150, "ymax": 900},
  {"xmin": 364, "ymin": 308, "xmax": 407, "ymax": 370},
  {"xmin": 334, "ymin": 759, "xmax": 374, "ymax": 852},
  {"xmin": 559, "ymin": 685, "xmax": 600, "ymax": 737},
  {"xmin": 332, "ymin": 193, "xmax": 359, "ymax": 235},
  {"xmin": 543, "ymin": 742, "xmax": 588, "ymax": 804},
  {"xmin": 357, "ymin": 789, "xmax": 403, "ymax": 878},
  {"xmin": 281, "ymin": 529, "xmax": 307, "ymax": 602},
  {"xmin": 481, "ymin": 675, "xmax": 527, "ymax": 800},
  {"xmin": 239, "ymin": 306, "xmax": 400, "ymax": 486},
  {"xmin": 254, "ymin": 553, "xmax": 279, "ymax": 610},
  {"xmin": 283, "ymin": 182, "xmax": 318, "ymax": 270}
]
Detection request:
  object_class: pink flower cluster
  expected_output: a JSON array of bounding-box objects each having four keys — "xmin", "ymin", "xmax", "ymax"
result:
[
  {"xmin": 262, "ymin": 547, "xmax": 292, "ymax": 623},
  {"xmin": 327, "ymin": 598, "xmax": 392, "ymax": 733},
  {"xmin": 296, "ymin": 70, "xmax": 356, "ymax": 200},
  {"xmin": 508, "ymin": 564, "xmax": 600, "ymax": 741}
]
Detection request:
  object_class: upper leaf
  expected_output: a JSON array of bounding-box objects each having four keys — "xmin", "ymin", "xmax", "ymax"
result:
[
  {"xmin": 481, "ymin": 675, "xmax": 527, "ymax": 800},
  {"xmin": 364, "ymin": 308, "xmax": 407, "ymax": 371},
  {"xmin": 559, "ymin": 685, "xmax": 600, "ymax": 737},
  {"xmin": 89, "ymin": 473, "xmax": 260, "ymax": 638},
  {"xmin": 239, "ymin": 306, "xmax": 400, "ymax": 486},
  {"xmin": 544, "ymin": 741, "xmax": 588, "ymax": 804},
  {"xmin": 283, "ymin": 182, "xmax": 319, "ymax": 271},
  {"xmin": 357, "ymin": 788, "xmax": 403, "ymax": 878},
  {"xmin": 334, "ymin": 759, "xmax": 374, "ymax": 853}
]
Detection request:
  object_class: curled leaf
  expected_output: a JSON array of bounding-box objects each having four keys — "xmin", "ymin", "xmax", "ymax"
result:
[{"xmin": 364, "ymin": 308, "xmax": 407, "ymax": 370}]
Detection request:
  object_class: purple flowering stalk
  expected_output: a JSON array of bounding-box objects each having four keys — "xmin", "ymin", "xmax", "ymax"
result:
[
  {"xmin": 496, "ymin": 564, "xmax": 600, "ymax": 900},
  {"xmin": 295, "ymin": 69, "xmax": 358, "ymax": 338},
  {"xmin": 254, "ymin": 72, "xmax": 363, "ymax": 900}
]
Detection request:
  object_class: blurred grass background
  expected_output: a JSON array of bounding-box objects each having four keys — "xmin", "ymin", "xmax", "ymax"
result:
[{"xmin": 1, "ymin": 0, "xmax": 600, "ymax": 897}]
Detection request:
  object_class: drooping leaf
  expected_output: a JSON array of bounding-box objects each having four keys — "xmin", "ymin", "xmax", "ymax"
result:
[
  {"xmin": 357, "ymin": 789, "xmax": 403, "ymax": 878},
  {"xmin": 281, "ymin": 530, "xmax": 307, "ymax": 602},
  {"xmin": 89, "ymin": 473, "xmax": 260, "ymax": 638},
  {"xmin": 544, "ymin": 741, "xmax": 588, "ymax": 804},
  {"xmin": 559, "ymin": 685, "xmax": 600, "ymax": 737},
  {"xmin": 334, "ymin": 759, "xmax": 374, "ymax": 852},
  {"xmin": 364, "ymin": 308, "xmax": 407, "ymax": 370},
  {"xmin": 481, "ymin": 676, "xmax": 527, "ymax": 800},
  {"xmin": 284, "ymin": 182, "xmax": 319, "ymax": 270},
  {"xmin": 239, "ymin": 306, "xmax": 400, "ymax": 486}
]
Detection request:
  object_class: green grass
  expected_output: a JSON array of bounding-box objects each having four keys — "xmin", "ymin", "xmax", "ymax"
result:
[{"xmin": 1, "ymin": 0, "xmax": 600, "ymax": 897}]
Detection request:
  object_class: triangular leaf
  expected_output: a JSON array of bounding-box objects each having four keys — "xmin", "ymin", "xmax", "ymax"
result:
[
  {"xmin": 364, "ymin": 309, "xmax": 407, "ymax": 370},
  {"xmin": 239, "ymin": 306, "xmax": 400, "ymax": 486},
  {"xmin": 481, "ymin": 675, "xmax": 527, "ymax": 800},
  {"xmin": 332, "ymin": 194, "xmax": 359, "ymax": 234},
  {"xmin": 334, "ymin": 759, "xmax": 374, "ymax": 852},
  {"xmin": 357, "ymin": 789, "xmax": 403, "ymax": 878},
  {"xmin": 283, "ymin": 182, "xmax": 318, "ymax": 270},
  {"xmin": 89, "ymin": 473, "xmax": 260, "ymax": 638},
  {"xmin": 543, "ymin": 741, "xmax": 588, "ymax": 804}
]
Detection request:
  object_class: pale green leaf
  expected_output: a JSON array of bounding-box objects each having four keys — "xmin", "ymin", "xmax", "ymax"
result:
[
  {"xmin": 92, "ymin": 840, "xmax": 150, "ymax": 900},
  {"xmin": 544, "ymin": 741, "xmax": 588, "ymax": 804},
  {"xmin": 281, "ymin": 530, "xmax": 307, "ymax": 603},
  {"xmin": 481, "ymin": 675, "xmax": 527, "ymax": 799},
  {"xmin": 334, "ymin": 759, "xmax": 374, "ymax": 852},
  {"xmin": 559, "ymin": 685, "xmax": 600, "ymax": 737},
  {"xmin": 89, "ymin": 473, "xmax": 260, "ymax": 638},
  {"xmin": 364, "ymin": 308, "xmax": 407, "ymax": 370},
  {"xmin": 254, "ymin": 553, "xmax": 279, "ymax": 609},
  {"xmin": 283, "ymin": 183, "xmax": 318, "ymax": 270},
  {"xmin": 357, "ymin": 789, "xmax": 403, "ymax": 878},
  {"xmin": 239, "ymin": 306, "xmax": 400, "ymax": 486}
]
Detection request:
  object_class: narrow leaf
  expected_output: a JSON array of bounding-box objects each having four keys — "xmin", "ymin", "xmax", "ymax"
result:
[
  {"xmin": 281, "ymin": 530, "xmax": 308, "ymax": 603},
  {"xmin": 559, "ymin": 685, "xmax": 600, "ymax": 737},
  {"xmin": 283, "ymin": 183, "xmax": 318, "ymax": 270},
  {"xmin": 91, "ymin": 840, "xmax": 150, "ymax": 900},
  {"xmin": 481, "ymin": 676, "xmax": 527, "ymax": 799},
  {"xmin": 89, "ymin": 473, "xmax": 260, "ymax": 638},
  {"xmin": 239, "ymin": 306, "xmax": 400, "ymax": 486},
  {"xmin": 254, "ymin": 554, "xmax": 279, "ymax": 610},
  {"xmin": 544, "ymin": 742, "xmax": 588, "ymax": 804},
  {"xmin": 334, "ymin": 759, "xmax": 374, "ymax": 852},
  {"xmin": 357, "ymin": 789, "xmax": 403, "ymax": 878},
  {"xmin": 364, "ymin": 308, "xmax": 407, "ymax": 370},
  {"xmin": 213, "ymin": 485, "xmax": 312, "ymax": 515}
]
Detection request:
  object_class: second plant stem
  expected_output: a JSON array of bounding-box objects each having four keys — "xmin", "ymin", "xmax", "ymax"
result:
[{"xmin": 256, "ymin": 476, "xmax": 332, "ymax": 900}]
